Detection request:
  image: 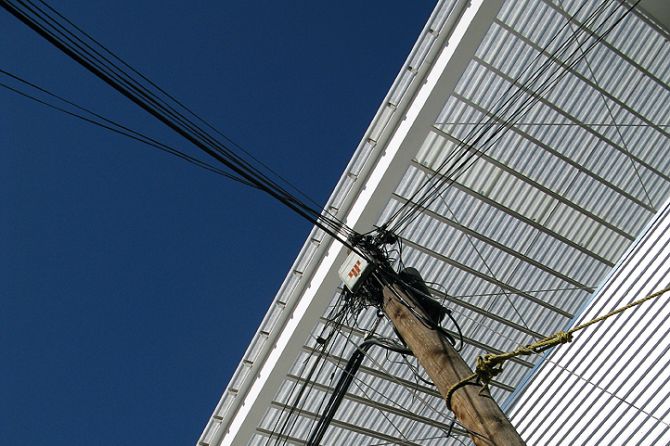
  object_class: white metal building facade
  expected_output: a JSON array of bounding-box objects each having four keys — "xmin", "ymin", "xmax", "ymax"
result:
[
  {"xmin": 509, "ymin": 198, "xmax": 670, "ymax": 444},
  {"xmin": 199, "ymin": 1, "xmax": 670, "ymax": 445}
]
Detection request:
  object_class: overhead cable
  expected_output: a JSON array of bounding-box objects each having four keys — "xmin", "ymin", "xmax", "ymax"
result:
[
  {"xmin": 0, "ymin": 68, "xmax": 254, "ymax": 186},
  {"xmin": 384, "ymin": 0, "xmax": 607, "ymax": 232},
  {"xmin": 2, "ymin": 0, "xmax": 359, "ymax": 252},
  {"xmin": 31, "ymin": 0, "xmax": 333, "ymax": 220},
  {"xmin": 385, "ymin": 0, "xmax": 638, "ymax": 236}
]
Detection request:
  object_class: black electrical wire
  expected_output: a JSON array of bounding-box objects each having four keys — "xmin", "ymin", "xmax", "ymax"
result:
[
  {"xmin": 275, "ymin": 308, "xmax": 375, "ymax": 446},
  {"xmin": 304, "ymin": 310, "xmax": 439, "ymax": 446},
  {"xmin": 384, "ymin": 0, "xmax": 629, "ymax": 235},
  {"xmin": 26, "ymin": 0, "xmax": 344, "ymax": 239},
  {"xmin": 16, "ymin": 0, "xmax": 241, "ymax": 169},
  {"xmin": 305, "ymin": 336, "xmax": 412, "ymax": 446},
  {"xmin": 0, "ymin": 69, "xmax": 255, "ymax": 186},
  {"xmin": 265, "ymin": 291, "xmax": 369, "ymax": 446},
  {"xmin": 299, "ymin": 299, "xmax": 471, "ymax": 443},
  {"xmin": 4, "ymin": 0, "xmax": 262, "ymax": 191},
  {"xmin": 31, "ymin": 0, "xmax": 341, "ymax": 230},
  {"xmin": 2, "ymin": 0, "xmax": 361, "ymax": 253},
  {"xmin": 1, "ymin": 1, "xmax": 380, "ymax": 440},
  {"xmin": 294, "ymin": 309, "xmax": 366, "ymax": 445},
  {"xmin": 384, "ymin": 0, "xmax": 608, "ymax": 232},
  {"xmin": 263, "ymin": 296, "xmax": 347, "ymax": 446}
]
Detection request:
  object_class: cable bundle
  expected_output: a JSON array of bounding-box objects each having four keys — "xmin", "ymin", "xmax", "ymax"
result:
[{"xmin": 1, "ymin": 0, "xmax": 357, "ymax": 250}]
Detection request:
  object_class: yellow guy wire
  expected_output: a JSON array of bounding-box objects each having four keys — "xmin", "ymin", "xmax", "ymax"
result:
[{"xmin": 445, "ymin": 284, "xmax": 670, "ymax": 411}]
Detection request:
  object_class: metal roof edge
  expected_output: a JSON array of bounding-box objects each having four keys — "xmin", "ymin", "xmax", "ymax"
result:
[{"xmin": 196, "ymin": 1, "xmax": 471, "ymax": 444}]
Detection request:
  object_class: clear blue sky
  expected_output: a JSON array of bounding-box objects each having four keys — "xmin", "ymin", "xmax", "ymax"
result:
[{"xmin": 1, "ymin": 2, "xmax": 433, "ymax": 444}]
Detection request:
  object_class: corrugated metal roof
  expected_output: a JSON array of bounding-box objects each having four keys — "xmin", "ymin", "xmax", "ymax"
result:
[
  {"xmin": 200, "ymin": 0, "xmax": 670, "ymax": 445},
  {"xmin": 509, "ymin": 197, "xmax": 670, "ymax": 446}
]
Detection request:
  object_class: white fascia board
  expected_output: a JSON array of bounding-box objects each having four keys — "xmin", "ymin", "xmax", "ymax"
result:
[{"xmin": 203, "ymin": 1, "xmax": 504, "ymax": 445}]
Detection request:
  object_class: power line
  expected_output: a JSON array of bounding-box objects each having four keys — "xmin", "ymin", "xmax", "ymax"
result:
[
  {"xmin": 0, "ymin": 68, "xmax": 254, "ymax": 186},
  {"xmin": 388, "ymin": 0, "xmax": 611, "ymax": 232},
  {"xmin": 384, "ymin": 0, "xmax": 629, "ymax": 235},
  {"xmin": 32, "ymin": 0, "xmax": 335, "ymax": 224},
  {"xmin": 2, "ymin": 0, "xmax": 359, "ymax": 252}
]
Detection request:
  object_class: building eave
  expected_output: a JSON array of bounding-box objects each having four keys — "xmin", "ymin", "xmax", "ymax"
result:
[{"xmin": 197, "ymin": 1, "xmax": 504, "ymax": 444}]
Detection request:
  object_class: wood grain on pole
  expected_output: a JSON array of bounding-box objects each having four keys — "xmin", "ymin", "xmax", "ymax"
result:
[{"xmin": 383, "ymin": 285, "xmax": 525, "ymax": 446}]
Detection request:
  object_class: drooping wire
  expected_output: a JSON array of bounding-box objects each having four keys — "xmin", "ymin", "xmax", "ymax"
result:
[
  {"xmin": 384, "ymin": 0, "xmax": 632, "ymax": 236},
  {"xmin": 383, "ymin": 0, "xmax": 608, "ymax": 233},
  {"xmin": 0, "ymin": 68, "xmax": 255, "ymax": 186},
  {"xmin": 31, "ymin": 0, "xmax": 351, "ymax": 229},
  {"xmin": 2, "ymin": 0, "xmax": 360, "ymax": 253}
]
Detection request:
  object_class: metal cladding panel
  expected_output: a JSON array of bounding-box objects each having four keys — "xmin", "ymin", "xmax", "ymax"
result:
[
  {"xmin": 202, "ymin": 1, "xmax": 670, "ymax": 445},
  {"xmin": 509, "ymin": 198, "xmax": 670, "ymax": 446}
]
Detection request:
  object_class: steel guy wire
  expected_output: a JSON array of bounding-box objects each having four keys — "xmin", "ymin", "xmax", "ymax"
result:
[
  {"xmin": 391, "ymin": 0, "xmax": 625, "ymax": 235},
  {"xmin": 555, "ymin": 0, "xmax": 654, "ymax": 209},
  {"xmin": 385, "ymin": 0, "xmax": 617, "ymax": 235},
  {"xmin": 469, "ymin": 0, "xmax": 642, "ymax": 349},
  {"xmin": 383, "ymin": 0, "xmax": 603, "ymax": 233}
]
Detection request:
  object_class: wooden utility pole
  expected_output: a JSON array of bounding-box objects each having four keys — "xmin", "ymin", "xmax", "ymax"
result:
[{"xmin": 383, "ymin": 284, "xmax": 525, "ymax": 446}]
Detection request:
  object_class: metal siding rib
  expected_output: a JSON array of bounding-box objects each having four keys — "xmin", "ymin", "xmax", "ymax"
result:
[
  {"xmin": 408, "ymin": 161, "xmax": 615, "ymax": 268},
  {"xmin": 428, "ymin": 125, "xmax": 639, "ymax": 242},
  {"xmin": 392, "ymin": 195, "xmax": 592, "ymax": 290},
  {"xmin": 510, "ymin": 198, "xmax": 670, "ymax": 445}
]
